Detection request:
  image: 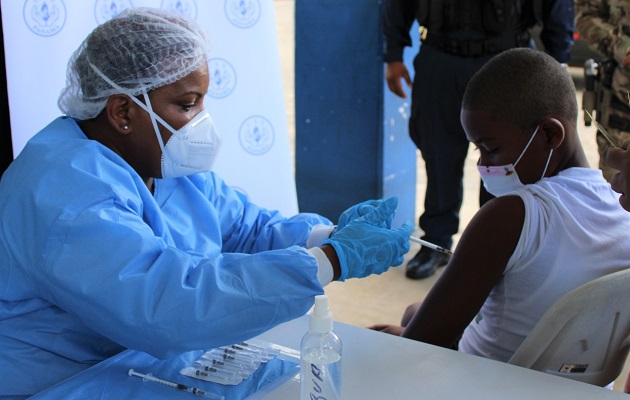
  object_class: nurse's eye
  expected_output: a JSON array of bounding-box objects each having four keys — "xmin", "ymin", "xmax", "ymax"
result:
[{"xmin": 181, "ymin": 104, "xmax": 194, "ymax": 112}]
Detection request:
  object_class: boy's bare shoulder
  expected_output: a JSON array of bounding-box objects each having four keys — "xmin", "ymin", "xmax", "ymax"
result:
[
  {"xmin": 458, "ymin": 195, "xmax": 525, "ymax": 258},
  {"xmin": 474, "ymin": 195, "xmax": 525, "ymax": 229}
]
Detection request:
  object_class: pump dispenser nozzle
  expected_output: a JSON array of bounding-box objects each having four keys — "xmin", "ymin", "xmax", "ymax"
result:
[{"xmin": 310, "ymin": 295, "xmax": 333, "ymax": 333}]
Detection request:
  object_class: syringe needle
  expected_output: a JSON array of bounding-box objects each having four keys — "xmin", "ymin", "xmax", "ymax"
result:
[
  {"xmin": 409, "ymin": 236, "xmax": 453, "ymax": 255},
  {"xmin": 128, "ymin": 369, "xmax": 224, "ymax": 399},
  {"xmin": 584, "ymin": 109, "xmax": 618, "ymax": 147}
]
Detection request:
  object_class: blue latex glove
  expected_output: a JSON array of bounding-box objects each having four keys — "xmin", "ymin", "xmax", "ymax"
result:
[
  {"xmin": 336, "ymin": 197, "xmax": 396, "ymax": 230},
  {"xmin": 324, "ymin": 199, "xmax": 413, "ymax": 281}
]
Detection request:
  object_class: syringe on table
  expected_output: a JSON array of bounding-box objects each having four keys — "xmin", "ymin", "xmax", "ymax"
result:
[{"xmin": 128, "ymin": 369, "xmax": 225, "ymax": 399}]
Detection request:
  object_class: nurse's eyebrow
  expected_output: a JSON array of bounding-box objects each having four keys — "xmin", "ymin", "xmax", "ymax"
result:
[
  {"xmin": 176, "ymin": 91, "xmax": 205, "ymax": 101},
  {"xmin": 184, "ymin": 90, "xmax": 205, "ymax": 97}
]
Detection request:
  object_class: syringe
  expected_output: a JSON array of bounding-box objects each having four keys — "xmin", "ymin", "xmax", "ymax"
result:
[
  {"xmin": 128, "ymin": 369, "xmax": 224, "ymax": 399},
  {"xmin": 409, "ymin": 236, "xmax": 453, "ymax": 255},
  {"xmin": 584, "ymin": 109, "xmax": 619, "ymax": 147}
]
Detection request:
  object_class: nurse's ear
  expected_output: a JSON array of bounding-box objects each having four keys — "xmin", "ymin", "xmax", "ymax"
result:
[
  {"xmin": 539, "ymin": 117, "xmax": 565, "ymax": 150},
  {"xmin": 104, "ymin": 94, "xmax": 133, "ymax": 135}
]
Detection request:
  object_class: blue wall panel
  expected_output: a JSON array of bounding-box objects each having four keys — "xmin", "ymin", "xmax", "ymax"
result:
[{"xmin": 295, "ymin": 0, "xmax": 417, "ymax": 227}]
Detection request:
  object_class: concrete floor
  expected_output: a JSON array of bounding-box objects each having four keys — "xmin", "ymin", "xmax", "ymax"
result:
[{"xmin": 273, "ymin": 0, "xmax": 628, "ymax": 392}]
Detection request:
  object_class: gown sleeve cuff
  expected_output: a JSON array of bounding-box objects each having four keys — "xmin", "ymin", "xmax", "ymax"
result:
[
  {"xmin": 307, "ymin": 247, "xmax": 334, "ymax": 286},
  {"xmin": 306, "ymin": 224, "xmax": 336, "ymax": 248}
]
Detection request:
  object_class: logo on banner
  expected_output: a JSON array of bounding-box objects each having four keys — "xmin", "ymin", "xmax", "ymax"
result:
[
  {"xmin": 23, "ymin": 0, "xmax": 66, "ymax": 37},
  {"xmin": 94, "ymin": 0, "xmax": 133, "ymax": 24},
  {"xmin": 161, "ymin": 0, "xmax": 198, "ymax": 20},
  {"xmin": 239, "ymin": 116, "xmax": 275, "ymax": 155},
  {"xmin": 207, "ymin": 58, "xmax": 237, "ymax": 99},
  {"xmin": 224, "ymin": 0, "xmax": 260, "ymax": 29}
]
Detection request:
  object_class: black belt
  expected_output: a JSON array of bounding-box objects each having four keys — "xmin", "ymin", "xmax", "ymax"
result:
[
  {"xmin": 610, "ymin": 92, "xmax": 630, "ymax": 113},
  {"xmin": 422, "ymin": 30, "xmax": 531, "ymax": 57},
  {"xmin": 607, "ymin": 94, "xmax": 630, "ymax": 132},
  {"xmin": 609, "ymin": 114, "xmax": 630, "ymax": 132}
]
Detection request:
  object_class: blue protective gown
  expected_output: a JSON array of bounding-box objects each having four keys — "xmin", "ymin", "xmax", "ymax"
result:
[{"xmin": 0, "ymin": 117, "xmax": 331, "ymax": 397}]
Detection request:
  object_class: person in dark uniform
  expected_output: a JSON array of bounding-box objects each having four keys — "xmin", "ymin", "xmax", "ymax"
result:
[{"xmin": 382, "ymin": 0, "xmax": 574, "ymax": 279}]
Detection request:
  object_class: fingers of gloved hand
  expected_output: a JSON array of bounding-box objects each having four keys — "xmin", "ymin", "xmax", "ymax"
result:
[
  {"xmin": 398, "ymin": 220, "xmax": 414, "ymax": 238},
  {"xmin": 366, "ymin": 221, "xmax": 412, "ymax": 267},
  {"xmin": 336, "ymin": 197, "xmax": 398, "ymax": 231},
  {"xmin": 324, "ymin": 217, "xmax": 412, "ymax": 281},
  {"xmin": 336, "ymin": 199, "xmax": 381, "ymax": 230},
  {"xmin": 361, "ymin": 196, "xmax": 398, "ymax": 227},
  {"xmin": 378, "ymin": 197, "xmax": 397, "ymax": 228}
]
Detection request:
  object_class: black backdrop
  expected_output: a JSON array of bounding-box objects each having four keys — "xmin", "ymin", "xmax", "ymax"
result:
[{"xmin": 0, "ymin": 7, "xmax": 13, "ymax": 178}]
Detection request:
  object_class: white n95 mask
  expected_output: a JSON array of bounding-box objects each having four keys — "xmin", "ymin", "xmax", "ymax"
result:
[
  {"xmin": 477, "ymin": 125, "xmax": 552, "ymax": 197},
  {"xmin": 138, "ymin": 90, "xmax": 222, "ymax": 179},
  {"xmin": 158, "ymin": 110, "xmax": 221, "ymax": 178}
]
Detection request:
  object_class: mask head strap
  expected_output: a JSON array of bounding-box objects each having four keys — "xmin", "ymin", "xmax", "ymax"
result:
[
  {"xmin": 541, "ymin": 148, "xmax": 553, "ymax": 180},
  {"xmin": 88, "ymin": 62, "xmax": 177, "ymax": 150},
  {"xmin": 514, "ymin": 125, "xmax": 540, "ymax": 167}
]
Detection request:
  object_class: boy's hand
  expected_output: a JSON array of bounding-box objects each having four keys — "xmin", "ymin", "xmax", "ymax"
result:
[
  {"xmin": 367, "ymin": 324, "xmax": 404, "ymax": 336},
  {"xmin": 603, "ymin": 139, "xmax": 630, "ymax": 211}
]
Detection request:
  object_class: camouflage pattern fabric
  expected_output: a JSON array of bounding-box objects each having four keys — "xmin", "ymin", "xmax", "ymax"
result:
[{"xmin": 576, "ymin": 0, "xmax": 630, "ymax": 180}]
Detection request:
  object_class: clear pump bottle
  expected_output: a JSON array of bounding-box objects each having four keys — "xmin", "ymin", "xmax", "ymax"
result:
[{"xmin": 300, "ymin": 295, "xmax": 342, "ymax": 400}]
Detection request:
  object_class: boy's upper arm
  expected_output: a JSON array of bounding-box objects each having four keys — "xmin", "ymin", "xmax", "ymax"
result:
[{"xmin": 402, "ymin": 195, "xmax": 525, "ymax": 348}]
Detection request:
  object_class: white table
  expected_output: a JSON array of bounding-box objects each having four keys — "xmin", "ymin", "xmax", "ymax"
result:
[
  {"xmin": 255, "ymin": 316, "xmax": 628, "ymax": 399},
  {"xmin": 31, "ymin": 316, "xmax": 628, "ymax": 399}
]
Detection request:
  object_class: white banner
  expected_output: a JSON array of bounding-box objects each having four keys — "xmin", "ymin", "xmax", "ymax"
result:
[{"xmin": 1, "ymin": 0, "xmax": 298, "ymax": 216}]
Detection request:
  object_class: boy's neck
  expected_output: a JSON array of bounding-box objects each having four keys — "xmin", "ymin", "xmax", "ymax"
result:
[{"xmin": 553, "ymin": 145, "xmax": 590, "ymax": 175}]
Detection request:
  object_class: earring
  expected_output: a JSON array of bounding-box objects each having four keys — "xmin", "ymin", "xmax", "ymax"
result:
[{"xmin": 123, "ymin": 125, "xmax": 129, "ymax": 130}]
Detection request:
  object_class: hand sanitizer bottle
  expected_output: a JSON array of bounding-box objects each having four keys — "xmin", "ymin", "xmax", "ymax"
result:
[{"xmin": 300, "ymin": 295, "xmax": 342, "ymax": 400}]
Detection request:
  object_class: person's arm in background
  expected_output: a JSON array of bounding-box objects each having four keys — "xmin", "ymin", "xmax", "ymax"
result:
[
  {"xmin": 540, "ymin": 0, "xmax": 575, "ymax": 63},
  {"xmin": 382, "ymin": 0, "xmax": 416, "ymax": 98},
  {"xmin": 603, "ymin": 141, "xmax": 630, "ymax": 211},
  {"xmin": 575, "ymin": 0, "xmax": 630, "ymax": 64}
]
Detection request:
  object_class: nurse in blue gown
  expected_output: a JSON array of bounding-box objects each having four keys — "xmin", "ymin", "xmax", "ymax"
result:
[{"xmin": 0, "ymin": 7, "xmax": 412, "ymax": 398}]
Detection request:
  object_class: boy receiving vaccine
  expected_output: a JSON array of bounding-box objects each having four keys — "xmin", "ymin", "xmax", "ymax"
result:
[{"xmin": 371, "ymin": 48, "xmax": 630, "ymax": 363}]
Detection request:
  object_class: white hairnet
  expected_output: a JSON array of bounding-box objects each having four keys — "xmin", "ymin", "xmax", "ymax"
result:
[{"xmin": 58, "ymin": 7, "xmax": 211, "ymax": 120}]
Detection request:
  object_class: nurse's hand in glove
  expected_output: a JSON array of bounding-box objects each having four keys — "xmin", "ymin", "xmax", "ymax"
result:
[
  {"xmin": 323, "ymin": 199, "xmax": 413, "ymax": 281},
  {"xmin": 336, "ymin": 197, "xmax": 397, "ymax": 230}
]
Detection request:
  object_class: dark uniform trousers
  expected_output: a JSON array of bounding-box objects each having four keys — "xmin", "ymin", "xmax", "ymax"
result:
[{"xmin": 410, "ymin": 43, "xmax": 496, "ymax": 249}]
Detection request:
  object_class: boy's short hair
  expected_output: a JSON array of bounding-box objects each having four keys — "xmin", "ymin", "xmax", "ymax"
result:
[{"xmin": 462, "ymin": 48, "xmax": 578, "ymax": 132}]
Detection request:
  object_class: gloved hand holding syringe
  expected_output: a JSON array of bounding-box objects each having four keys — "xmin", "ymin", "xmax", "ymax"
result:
[{"xmin": 335, "ymin": 197, "xmax": 453, "ymax": 258}]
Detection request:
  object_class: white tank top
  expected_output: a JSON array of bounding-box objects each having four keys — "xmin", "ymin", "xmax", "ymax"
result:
[{"xmin": 459, "ymin": 168, "xmax": 630, "ymax": 362}]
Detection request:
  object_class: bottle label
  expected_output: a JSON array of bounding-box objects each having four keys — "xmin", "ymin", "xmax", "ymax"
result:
[{"xmin": 300, "ymin": 353, "xmax": 341, "ymax": 400}]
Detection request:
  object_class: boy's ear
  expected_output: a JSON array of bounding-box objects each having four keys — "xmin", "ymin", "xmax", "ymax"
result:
[{"xmin": 539, "ymin": 117, "xmax": 565, "ymax": 149}]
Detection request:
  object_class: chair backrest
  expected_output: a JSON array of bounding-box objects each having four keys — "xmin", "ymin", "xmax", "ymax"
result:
[{"xmin": 508, "ymin": 267, "xmax": 630, "ymax": 387}]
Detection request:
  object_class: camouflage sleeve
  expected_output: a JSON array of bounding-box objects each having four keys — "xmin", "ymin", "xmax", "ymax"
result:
[{"xmin": 576, "ymin": 0, "xmax": 630, "ymax": 65}]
